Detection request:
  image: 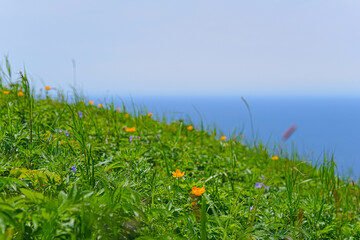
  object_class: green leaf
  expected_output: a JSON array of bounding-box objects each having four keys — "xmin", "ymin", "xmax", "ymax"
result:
[{"xmin": 20, "ymin": 188, "xmax": 44, "ymax": 203}]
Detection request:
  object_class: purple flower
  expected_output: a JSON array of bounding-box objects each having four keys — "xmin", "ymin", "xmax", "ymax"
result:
[
  {"xmin": 78, "ymin": 112, "xmax": 83, "ymax": 118},
  {"xmin": 250, "ymin": 206, "xmax": 254, "ymax": 211},
  {"xmin": 261, "ymin": 175, "xmax": 265, "ymax": 180},
  {"xmin": 157, "ymin": 134, "xmax": 160, "ymax": 138},
  {"xmin": 129, "ymin": 136, "xmax": 133, "ymax": 142},
  {"xmin": 55, "ymin": 129, "xmax": 70, "ymax": 137},
  {"xmin": 70, "ymin": 165, "xmax": 76, "ymax": 173},
  {"xmin": 255, "ymin": 183, "xmax": 265, "ymax": 189}
]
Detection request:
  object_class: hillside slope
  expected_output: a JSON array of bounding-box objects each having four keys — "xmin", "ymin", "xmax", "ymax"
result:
[{"xmin": 0, "ymin": 70, "xmax": 359, "ymax": 239}]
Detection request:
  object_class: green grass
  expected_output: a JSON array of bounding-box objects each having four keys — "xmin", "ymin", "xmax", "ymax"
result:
[{"xmin": 0, "ymin": 60, "xmax": 360, "ymax": 239}]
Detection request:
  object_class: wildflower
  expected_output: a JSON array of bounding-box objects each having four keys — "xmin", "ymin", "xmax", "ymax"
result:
[
  {"xmin": 3, "ymin": 91, "xmax": 9, "ymax": 94},
  {"xmin": 17, "ymin": 91, "xmax": 24, "ymax": 96},
  {"xmin": 172, "ymin": 169, "xmax": 185, "ymax": 178},
  {"xmin": 255, "ymin": 183, "xmax": 265, "ymax": 189},
  {"xmin": 116, "ymin": 107, "xmax": 121, "ymax": 111},
  {"xmin": 221, "ymin": 136, "xmax": 226, "ymax": 141},
  {"xmin": 125, "ymin": 113, "xmax": 129, "ymax": 118},
  {"xmin": 191, "ymin": 186, "xmax": 205, "ymax": 196},
  {"xmin": 36, "ymin": 184, "xmax": 46, "ymax": 191},
  {"xmin": 191, "ymin": 201, "xmax": 197, "ymax": 207},
  {"xmin": 187, "ymin": 125, "xmax": 194, "ymax": 130},
  {"xmin": 156, "ymin": 134, "xmax": 160, "ymax": 138},
  {"xmin": 70, "ymin": 165, "xmax": 76, "ymax": 173},
  {"xmin": 98, "ymin": 104, "xmax": 103, "ymax": 108},
  {"xmin": 78, "ymin": 112, "xmax": 83, "ymax": 118},
  {"xmin": 271, "ymin": 156, "xmax": 279, "ymax": 160},
  {"xmin": 147, "ymin": 112, "xmax": 152, "ymax": 117},
  {"xmin": 89, "ymin": 100, "xmax": 94, "ymax": 105},
  {"xmin": 241, "ymin": 135, "xmax": 244, "ymax": 139},
  {"xmin": 250, "ymin": 206, "xmax": 254, "ymax": 211},
  {"xmin": 55, "ymin": 129, "xmax": 69, "ymax": 137},
  {"xmin": 125, "ymin": 127, "xmax": 136, "ymax": 132},
  {"xmin": 129, "ymin": 136, "xmax": 133, "ymax": 142},
  {"xmin": 261, "ymin": 175, "xmax": 265, "ymax": 179},
  {"xmin": 196, "ymin": 162, "xmax": 199, "ymax": 164},
  {"xmin": 282, "ymin": 125, "xmax": 297, "ymax": 141},
  {"xmin": 45, "ymin": 86, "xmax": 51, "ymax": 90}
]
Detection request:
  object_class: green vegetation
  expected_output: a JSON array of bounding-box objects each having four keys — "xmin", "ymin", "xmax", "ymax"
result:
[{"xmin": 1, "ymin": 61, "xmax": 360, "ymax": 239}]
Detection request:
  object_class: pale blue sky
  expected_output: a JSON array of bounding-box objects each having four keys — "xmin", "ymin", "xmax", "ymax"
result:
[{"xmin": 1, "ymin": 1, "xmax": 359, "ymax": 96}]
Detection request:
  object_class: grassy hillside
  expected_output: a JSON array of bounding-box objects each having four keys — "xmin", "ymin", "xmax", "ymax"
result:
[{"xmin": 0, "ymin": 65, "xmax": 360, "ymax": 239}]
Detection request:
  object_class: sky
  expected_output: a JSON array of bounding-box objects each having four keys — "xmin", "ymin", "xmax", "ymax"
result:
[{"xmin": 1, "ymin": 0, "xmax": 360, "ymax": 97}]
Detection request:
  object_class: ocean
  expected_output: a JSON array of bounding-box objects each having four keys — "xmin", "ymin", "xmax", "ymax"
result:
[{"xmin": 94, "ymin": 95, "xmax": 360, "ymax": 179}]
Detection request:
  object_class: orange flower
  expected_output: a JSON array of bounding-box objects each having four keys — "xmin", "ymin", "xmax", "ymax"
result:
[
  {"xmin": 89, "ymin": 100, "xmax": 94, "ymax": 105},
  {"xmin": 172, "ymin": 169, "xmax": 185, "ymax": 178},
  {"xmin": 125, "ymin": 113, "xmax": 129, "ymax": 118},
  {"xmin": 187, "ymin": 125, "xmax": 194, "ymax": 130},
  {"xmin": 271, "ymin": 156, "xmax": 279, "ymax": 160},
  {"xmin": 221, "ymin": 136, "xmax": 226, "ymax": 141},
  {"xmin": 125, "ymin": 127, "xmax": 135, "ymax": 132},
  {"xmin": 98, "ymin": 104, "xmax": 103, "ymax": 108},
  {"xmin": 147, "ymin": 112, "xmax": 152, "ymax": 117},
  {"xmin": 191, "ymin": 186, "xmax": 205, "ymax": 196},
  {"xmin": 17, "ymin": 91, "xmax": 24, "ymax": 96},
  {"xmin": 3, "ymin": 91, "xmax": 9, "ymax": 94},
  {"xmin": 45, "ymin": 86, "xmax": 51, "ymax": 90}
]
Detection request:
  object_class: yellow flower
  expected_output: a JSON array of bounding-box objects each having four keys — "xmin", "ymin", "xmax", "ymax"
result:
[
  {"xmin": 98, "ymin": 104, "xmax": 103, "ymax": 108},
  {"xmin": 89, "ymin": 100, "xmax": 94, "ymax": 105},
  {"xmin": 3, "ymin": 91, "xmax": 9, "ymax": 94},
  {"xmin": 125, "ymin": 127, "xmax": 135, "ymax": 132},
  {"xmin": 172, "ymin": 169, "xmax": 185, "ymax": 178},
  {"xmin": 187, "ymin": 125, "xmax": 194, "ymax": 130},
  {"xmin": 17, "ymin": 91, "xmax": 24, "ymax": 96},
  {"xmin": 271, "ymin": 156, "xmax": 279, "ymax": 160},
  {"xmin": 191, "ymin": 186, "xmax": 205, "ymax": 196},
  {"xmin": 221, "ymin": 136, "xmax": 226, "ymax": 141},
  {"xmin": 45, "ymin": 86, "xmax": 51, "ymax": 90},
  {"xmin": 147, "ymin": 112, "xmax": 152, "ymax": 117}
]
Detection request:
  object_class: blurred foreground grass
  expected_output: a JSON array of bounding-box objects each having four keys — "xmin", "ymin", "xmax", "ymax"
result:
[{"xmin": 0, "ymin": 61, "xmax": 360, "ymax": 239}]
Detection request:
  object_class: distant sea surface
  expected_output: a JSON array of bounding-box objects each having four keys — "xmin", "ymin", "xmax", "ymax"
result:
[{"xmin": 93, "ymin": 95, "xmax": 360, "ymax": 179}]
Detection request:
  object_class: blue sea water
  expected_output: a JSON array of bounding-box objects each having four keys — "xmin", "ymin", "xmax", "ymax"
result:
[{"xmin": 94, "ymin": 95, "xmax": 360, "ymax": 179}]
